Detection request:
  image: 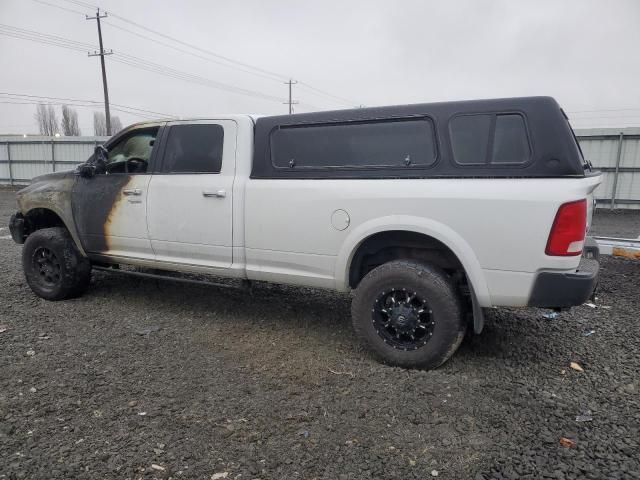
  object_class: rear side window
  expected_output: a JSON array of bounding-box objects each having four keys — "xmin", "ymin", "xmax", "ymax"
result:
[
  {"xmin": 161, "ymin": 124, "xmax": 224, "ymax": 173},
  {"xmin": 271, "ymin": 118, "xmax": 437, "ymax": 169},
  {"xmin": 492, "ymin": 114, "xmax": 530, "ymax": 164},
  {"xmin": 449, "ymin": 115, "xmax": 492, "ymax": 165},
  {"xmin": 450, "ymin": 113, "xmax": 531, "ymax": 166}
]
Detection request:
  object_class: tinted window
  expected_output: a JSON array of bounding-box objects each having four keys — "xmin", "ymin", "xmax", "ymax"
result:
[
  {"xmin": 449, "ymin": 115, "xmax": 492, "ymax": 165},
  {"xmin": 492, "ymin": 114, "xmax": 530, "ymax": 164},
  {"xmin": 271, "ymin": 118, "xmax": 437, "ymax": 169},
  {"xmin": 162, "ymin": 124, "xmax": 224, "ymax": 173}
]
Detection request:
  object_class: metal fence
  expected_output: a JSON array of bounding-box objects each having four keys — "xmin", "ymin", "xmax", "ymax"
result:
[
  {"xmin": 0, "ymin": 136, "xmax": 108, "ymax": 185},
  {"xmin": 1, "ymin": 130, "xmax": 639, "ymax": 209},
  {"xmin": 575, "ymin": 127, "xmax": 640, "ymax": 209}
]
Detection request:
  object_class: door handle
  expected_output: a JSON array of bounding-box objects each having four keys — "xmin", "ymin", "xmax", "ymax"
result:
[
  {"xmin": 123, "ymin": 188, "xmax": 142, "ymax": 196},
  {"xmin": 202, "ymin": 189, "xmax": 226, "ymax": 198}
]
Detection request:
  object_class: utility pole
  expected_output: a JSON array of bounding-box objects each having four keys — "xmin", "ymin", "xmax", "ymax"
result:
[
  {"xmin": 284, "ymin": 79, "xmax": 298, "ymax": 114},
  {"xmin": 87, "ymin": 8, "xmax": 113, "ymax": 135}
]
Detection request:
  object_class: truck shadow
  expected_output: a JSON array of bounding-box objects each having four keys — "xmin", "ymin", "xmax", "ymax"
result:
[
  {"xmin": 88, "ymin": 270, "xmax": 576, "ymax": 370},
  {"xmin": 91, "ymin": 269, "xmax": 353, "ymax": 332}
]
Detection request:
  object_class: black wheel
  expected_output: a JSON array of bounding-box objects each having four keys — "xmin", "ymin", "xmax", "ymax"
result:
[
  {"xmin": 22, "ymin": 227, "xmax": 91, "ymax": 301},
  {"xmin": 352, "ymin": 260, "xmax": 466, "ymax": 369}
]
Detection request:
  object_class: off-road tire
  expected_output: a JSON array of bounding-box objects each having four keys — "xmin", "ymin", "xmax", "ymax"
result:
[
  {"xmin": 352, "ymin": 260, "xmax": 466, "ymax": 369},
  {"xmin": 22, "ymin": 227, "xmax": 91, "ymax": 301}
]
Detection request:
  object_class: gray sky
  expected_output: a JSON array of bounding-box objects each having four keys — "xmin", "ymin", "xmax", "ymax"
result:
[{"xmin": 1, "ymin": 0, "xmax": 639, "ymax": 135}]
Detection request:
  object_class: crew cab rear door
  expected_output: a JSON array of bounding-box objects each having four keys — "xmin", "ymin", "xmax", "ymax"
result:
[{"xmin": 146, "ymin": 120, "xmax": 237, "ymax": 269}]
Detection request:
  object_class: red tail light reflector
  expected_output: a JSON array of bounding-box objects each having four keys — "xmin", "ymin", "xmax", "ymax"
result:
[{"xmin": 545, "ymin": 199, "xmax": 587, "ymax": 256}]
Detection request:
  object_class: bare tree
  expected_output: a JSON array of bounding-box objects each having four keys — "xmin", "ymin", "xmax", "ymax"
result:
[
  {"xmin": 110, "ymin": 116, "xmax": 123, "ymax": 133},
  {"xmin": 35, "ymin": 104, "xmax": 47, "ymax": 135},
  {"xmin": 61, "ymin": 105, "xmax": 81, "ymax": 136},
  {"xmin": 46, "ymin": 105, "xmax": 59, "ymax": 136},
  {"xmin": 34, "ymin": 103, "xmax": 60, "ymax": 136},
  {"xmin": 93, "ymin": 111, "xmax": 107, "ymax": 136}
]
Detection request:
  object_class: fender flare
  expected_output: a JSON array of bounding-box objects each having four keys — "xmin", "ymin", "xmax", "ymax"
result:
[{"xmin": 334, "ymin": 215, "xmax": 491, "ymax": 306}]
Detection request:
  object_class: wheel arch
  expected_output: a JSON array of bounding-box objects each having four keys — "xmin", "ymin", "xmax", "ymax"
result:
[
  {"xmin": 335, "ymin": 215, "xmax": 490, "ymax": 306},
  {"xmin": 23, "ymin": 206, "xmax": 86, "ymax": 257}
]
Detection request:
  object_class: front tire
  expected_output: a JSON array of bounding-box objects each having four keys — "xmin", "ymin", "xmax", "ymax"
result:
[
  {"xmin": 22, "ymin": 227, "xmax": 91, "ymax": 301},
  {"xmin": 352, "ymin": 260, "xmax": 466, "ymax": 369}
]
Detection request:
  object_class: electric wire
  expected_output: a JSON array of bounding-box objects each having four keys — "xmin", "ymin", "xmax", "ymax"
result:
[
  {"xmin": 0, "ymin": 92, "xmax": 173, "ymax": 117},
  {"xmin": 0, "ymin": 100, "xmax": 157, "ymax": 119},
  {"xmin": 55, "ymin": 0, "xmax": 363, "ymax": 106},
  {"xmin": 0, "ymin": 25, "xmax": 286, "ymax": 104}
]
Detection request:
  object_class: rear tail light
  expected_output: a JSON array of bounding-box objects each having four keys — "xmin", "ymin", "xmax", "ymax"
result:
[{"xmin": 545, "ymin": 199, "xmax": 587, "ymax": 256}]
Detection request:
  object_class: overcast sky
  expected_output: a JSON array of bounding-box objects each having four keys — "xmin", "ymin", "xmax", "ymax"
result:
[{"xmin": 1, "ymin": 0, "xmax": 639, "ymax": 135}]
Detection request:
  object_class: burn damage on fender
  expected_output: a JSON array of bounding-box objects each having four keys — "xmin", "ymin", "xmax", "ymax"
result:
[
  {"xmin": 14, "ymin": 171, "xmax": 85, "ymax": 254},
  {"xmin": 12, "ymin": 169, "xmax": 136, "ymax": 256}
]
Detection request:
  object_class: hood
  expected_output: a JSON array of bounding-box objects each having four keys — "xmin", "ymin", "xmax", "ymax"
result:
[
  {"xmin": 16, "ymin": 169, "xmax": 76, "ymax": 208},
  {"xmin": 30, "ymin": 169, "xmax": 76, "ymax": 183}
]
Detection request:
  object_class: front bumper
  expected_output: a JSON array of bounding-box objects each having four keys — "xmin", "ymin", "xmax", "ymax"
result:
[
  {"xmin": 9, "ymin": 212, "xmax": 26, "ymax": 244},
  {"xmin": 528, "ymin": 240, "xmax": 600, "ymax": 309}
]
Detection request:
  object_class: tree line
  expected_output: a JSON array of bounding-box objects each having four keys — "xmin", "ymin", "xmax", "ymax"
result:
[{"xmin": 34, "ymin": 104, "xmax": 122, "ymax": 136}]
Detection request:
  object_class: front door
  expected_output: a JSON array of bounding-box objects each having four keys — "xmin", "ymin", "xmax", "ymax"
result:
[
  {"xmin": 146, "ymin": 120, "xmax": 236, "ymax": 269},
  {"xmin": 71, "ymin": 125, "xmax": 161, "ymax": 259}
]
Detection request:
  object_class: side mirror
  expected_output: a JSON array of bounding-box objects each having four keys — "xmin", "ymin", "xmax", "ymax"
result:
[
  {"xmin": 95, "ymin": 144, "xmax": 108, "ymax": 162},
  {"xmin": 76, "ymin": 163, "xmax": 97, "ymax": 178}
]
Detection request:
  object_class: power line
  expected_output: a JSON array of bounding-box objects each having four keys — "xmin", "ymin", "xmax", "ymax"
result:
[
  {"xmin": 101, "ymin": 19, "xmax": 360, "ymax": 107},
  {"xmin": 1, "ymin": 23, "xmax": 286, "ymax": 104},
  {"xmin": 0, "ymin": 92, "xmax": 173, "ymax": 117},
  {"xmin": 31, "ymin": 0, "xmax": 86, "ymax": 16},
  {"xmin": 297, "ymin": 81, "xmax": 361, "ymax": 107},
  {"xmin": 0, "ymin": 100, "xmax": 158, "ymax": 119},
  {"xmin": 59, "ymin": 0, "xmax": 289, "ymax": 82},
  {"xmin": 0, "ymin": 100, "xmax": 156, "ymax": 119},
  {"xmin": 110, "ymin": 53, "xmax": 285, "ymax": 103},
  {"xmin": 102, "ymin": 20, "xmax": 290, "ymax": 84},
  {"xmin": 0, "ymin": 25, "xmax": 285, "ymax": 105},
  {"xmin": 0, "ymin": 25, "xmax": 93, "ymax": 52},
  {"xmin": 0, "ymin": 23, "xmax": 94, "ymax": 48},
  {"xmin": 54, "ymin": 0, "xmax": 362, "ymax": 107},
  {"xmin": 3, "ymin": 22, "xmax": 635, "ymax": 119}
]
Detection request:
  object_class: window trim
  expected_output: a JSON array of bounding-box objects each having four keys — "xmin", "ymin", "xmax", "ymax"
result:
[
  {"xmin": 157, "ymin": 123, "xmax": 225, "ymax": 175},
  {"xmin": 448, "ymin": 111, "xmax": 533, "ymax": 168},
  {"xmin": 268, "ymin": 115, "xmax": 440, "ymax": 171}
]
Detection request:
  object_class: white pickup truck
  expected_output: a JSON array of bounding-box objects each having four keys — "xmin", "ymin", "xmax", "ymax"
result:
[{"xmin": 9, "ymin": 96, "xmax": 601, "ymax": 369}]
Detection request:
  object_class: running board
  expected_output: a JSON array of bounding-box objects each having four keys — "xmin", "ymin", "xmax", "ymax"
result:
[
  {"xmin": 93, "ymin": 265, "xmax": 252, "ymax": 291},
  {"xmin": 593, "ymin": 236, "xmax": 640, "ymax": 260}
]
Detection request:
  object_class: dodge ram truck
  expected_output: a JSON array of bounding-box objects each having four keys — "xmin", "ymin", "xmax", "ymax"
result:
[{"xmin": 9, "ymin": 96, "xmax": 601, "ymax": 369}]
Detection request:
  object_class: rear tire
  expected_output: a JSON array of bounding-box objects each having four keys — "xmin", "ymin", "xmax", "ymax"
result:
[
  {"xmin": 22, "ymin": 227, "xmax": 91, "ymax": 301},
  {"xmin": 352, "ymin": 260, "xmax": 466, "ymax": 369}
]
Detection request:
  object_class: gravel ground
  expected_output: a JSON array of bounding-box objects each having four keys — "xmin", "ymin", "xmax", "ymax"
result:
[{"xmin": 1, "ymin": 186, "xmax": 639, "ymax": 480}]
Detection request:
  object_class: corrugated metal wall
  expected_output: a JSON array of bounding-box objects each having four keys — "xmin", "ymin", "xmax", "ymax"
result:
[
  {"xmin": 2, "ymin": 130, "xmax": 639, "ymax": 209},
  {"xmin": 0, "ymin": 136, "xmax": 108, "ymax": 184},
  {"xmin": 575, "ymin": 127, "xmax": 640, "ymax": 209}
]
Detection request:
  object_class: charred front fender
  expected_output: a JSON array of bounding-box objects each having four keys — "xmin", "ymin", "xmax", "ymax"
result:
[{"xmin": 15, "ymin": 171, "xmax": 87, "ymax": 257}]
